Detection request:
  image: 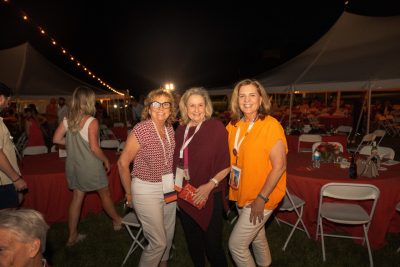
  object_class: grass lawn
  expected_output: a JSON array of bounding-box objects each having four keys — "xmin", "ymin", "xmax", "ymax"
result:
[{"xmin": 44, "ymin": 202, "xmax": 400, "ymax": 267}]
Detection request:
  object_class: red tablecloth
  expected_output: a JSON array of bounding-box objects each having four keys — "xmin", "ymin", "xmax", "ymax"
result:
[
  {"xmin": 21, "ymin": 151, "xmax": 124, "ymax": 224},
  {"xmin": 283, "ymin": 152, "xmax": 400, "ymax": 249},
  {"xmin": 111, "ymin": 126, "xmax": 129, "ymax": 141},
  {"xmin": 286, "ymin": 134, "xmax": 348, "ymax": 153}
]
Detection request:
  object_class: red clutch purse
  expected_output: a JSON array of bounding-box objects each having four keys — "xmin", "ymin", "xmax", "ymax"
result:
[{"xmin": 177, "ymin": 183, "xmax": 207, "ymax": 210}]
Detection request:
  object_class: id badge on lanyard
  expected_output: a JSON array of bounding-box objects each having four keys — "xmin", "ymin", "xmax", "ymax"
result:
[
  {"xmin": 163, "ymin": 173, "xmax": 177, "ymax": 203},
  {"xmin": 230, "ymin": 119, "xmax": 255, "ymax": 190},
  {"xmin": 175, "ymin": 122, "xmax": 202, "ymax": 191}
]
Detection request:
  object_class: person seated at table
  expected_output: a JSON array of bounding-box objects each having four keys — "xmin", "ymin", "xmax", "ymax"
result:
[
  {"xmin": 24, "ymin": 107, "xmax": 46, "ymax": 147},
  {"xmin": 53, "ymin": 86, "xmax": 122, "ymax": 247},
  {"xmin": 0, "ymin": 208, "xmax": 49, "ymax": 267}
]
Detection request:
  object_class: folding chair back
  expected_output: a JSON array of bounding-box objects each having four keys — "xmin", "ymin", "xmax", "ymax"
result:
[
  {"xmin": 276, "ymin": 188, "xmax": 310, "ymax": 251},
  {"xmin": 298, "ymin": 134, "xmax": 322, "ymax": 152},
  {"xmin": 23, "ymin": 146, "xmax": 48, "ymax": 156},
  {"xmin": 335, "ymin": 125, "xmax": 352, "ymax": 142},
  {"xmin": 351, "ymin": 133, "xmax": 376, "ymax": 154},
  {"xmin": 316, "ymin": 183, "xmax": 380, "ymax": 267},
  {"xmin": 359, "ymin": 145, "xmax": 395, "ymax": 160},
  {"xmin": 121, "ymin": 211, "xmax": 145, "ymax": 266},
  {"xmin": 100, "ymin": 139, "xmax": 120, "ymax": 149},
  {"xmin": 372, "ymin": 129, "xmax": 386, "ymax": 145}
]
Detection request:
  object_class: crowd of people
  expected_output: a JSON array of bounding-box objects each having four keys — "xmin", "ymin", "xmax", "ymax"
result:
[{"xmin": 0, "ymin": 79, "xmax": 288, "ymax": 267}]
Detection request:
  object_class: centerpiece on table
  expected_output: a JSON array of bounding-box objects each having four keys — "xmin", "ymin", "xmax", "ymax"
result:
[{"xmin": 314, "ymin": 142, "xmax": 342, "ymax": 163}]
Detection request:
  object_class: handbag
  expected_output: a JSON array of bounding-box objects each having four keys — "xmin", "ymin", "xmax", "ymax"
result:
[
  {"xmin": 356, "ymin": 157, "xmax": 379, "ymax": 178},
  {"xmin": 177, "ymin": 183, "xmax": 207, "ymax": 210}
]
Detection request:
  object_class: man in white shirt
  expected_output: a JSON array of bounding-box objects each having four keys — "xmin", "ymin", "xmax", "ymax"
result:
[{"xmin": 0, "ymin": 82, "xmax": 27, "ymax": 209}]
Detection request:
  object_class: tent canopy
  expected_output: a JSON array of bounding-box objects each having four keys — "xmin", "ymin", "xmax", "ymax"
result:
[
  {"xmin": 0, "ymin": 42, "xmax": 117, "ymax": 99},
  {"xmin": 257, "ymin": 11, "xmax": 400, "ymax": 93}
]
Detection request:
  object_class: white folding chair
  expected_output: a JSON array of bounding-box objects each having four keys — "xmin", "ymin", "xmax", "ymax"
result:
[
  {"xmin": 121, "ymin": 211, "xmax": 145, "ymax": 266},
  {"xmin": 22, "ymin": 145, "xmax": 48, "ymax": 156},
  {"xmin": 298, "ymin": 134, "xmax": 322, "ymax": 152},
  {"xmin": 276, "ymin": 188, "xmax": 310, "ymax": 251},
  {"xmin": 117, "ymin": 141, "xmax": 126, "ymax": 152},
  {"xmin": 349, "ymin": 133, "xmax": 376, "ymax": 154},
  {"xmin": 396, "ymin": 202, "xmax": 400, "ymax": 253},
  {"xmin": 316, "ymin": 183, "xmax": 380, "ymax": 267},
  {"xmin": 335, "ymin": 125, "xmax": 352, "ymax": 142},
  {"xmin": 359, "ymin": 145, "xmax": 395, "ymax": 160},
  {"xmin": 372, "ymin": 129, "xmax": 386, "ymax": 145},
  {"xmin": 100, "ymin": 139, "xmax": 120, "ymax": 149}
]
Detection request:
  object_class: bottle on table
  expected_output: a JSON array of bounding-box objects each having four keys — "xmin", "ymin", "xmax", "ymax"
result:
[
  {"xmin": 313, "ymin": 150, "xmax": 321, "ymax": 168},
  {"xmin": 349, "ymin": 153, "xmax": 357, "ymax": 179}
]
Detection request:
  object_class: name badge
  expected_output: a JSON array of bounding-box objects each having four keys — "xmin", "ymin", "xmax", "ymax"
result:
[
  {"xmin": 175, "ymin": 167, "xmax": 184, "ymax": 192},
  {"xmin": 162, "ymin": 173, "xmax": 177, "ymax": 203},
  {"xmin": 229, "ymin": 165, "xmax": 242, "ymax": 190}
]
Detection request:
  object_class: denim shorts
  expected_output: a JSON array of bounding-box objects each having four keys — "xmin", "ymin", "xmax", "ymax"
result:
[{"xmin": 0, "ymin": 184, "xmax": 19, "ymax": 209}]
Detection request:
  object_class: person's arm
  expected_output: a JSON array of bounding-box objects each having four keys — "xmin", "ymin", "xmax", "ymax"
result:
[
  {"xmin": 193, "ymin": 167, "xmax": 230, "ymax": 204},
  {"xmin": 117, "ymin": 132, "xmax": 140, "ymax": 206},
  {"xmin": 53, "ymin": 120, "xmax": 67, "ymax": 145},
  {"xmin": 87, "ymin": 118, "xmax": 110, "ymax": 172},
  {"xmin": 249, "ymin": 140, "xmax": 286, "ymax": 225},
  {"xmin": 0, "ymin": 149, "xmax": 27, "ymax": 191}
]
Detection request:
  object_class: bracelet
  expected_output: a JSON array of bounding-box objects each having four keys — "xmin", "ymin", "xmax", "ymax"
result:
[
  {"xmin": 257, "ymin": 193, "xmax": 269, "ymax": 203},
  {"xmin": 210, "ymin": 178, "xmax": 219, "ymax": 187}
]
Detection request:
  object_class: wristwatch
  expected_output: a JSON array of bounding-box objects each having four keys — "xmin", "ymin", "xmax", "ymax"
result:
[
  {"xmin": 257, "ymin": 193, "xmax": 269, "ymax": 203},
  {"xmin": 210, "ymin": 178, "xmax": 219, "ymax": 188}
]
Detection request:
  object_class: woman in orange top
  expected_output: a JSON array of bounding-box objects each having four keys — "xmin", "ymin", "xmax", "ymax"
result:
[{"xmin": 226, "ymin": 79, "xmax": 287, "ymax": 267}]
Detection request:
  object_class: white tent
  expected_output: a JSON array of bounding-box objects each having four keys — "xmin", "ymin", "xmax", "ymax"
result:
[
  {"xmin": 0, "ymin": 42, "xmax": 116, "ymax": 99},
  {"xmin": 257, "ymin": 11, "xmax": 400, "ymax": 93}
]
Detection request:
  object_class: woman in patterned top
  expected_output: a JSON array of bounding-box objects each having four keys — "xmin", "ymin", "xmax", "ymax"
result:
[{"xmin": 118, "ymin": 89, "xmax": 177, "ymax": 267}]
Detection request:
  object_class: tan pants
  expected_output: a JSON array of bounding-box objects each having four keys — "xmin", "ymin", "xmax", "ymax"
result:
[
  {"xmin": 132, "ymin": 178, "xmax": 176, "ymax": 267},
  {"xmin": 229, "ymin": 206, "xmax": 273, "ymax": 267}
]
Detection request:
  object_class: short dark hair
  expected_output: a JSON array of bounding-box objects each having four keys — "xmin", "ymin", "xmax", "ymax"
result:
[{"xmin": 0, "ymin": 82, "xmax": 12, "ymax": 97}]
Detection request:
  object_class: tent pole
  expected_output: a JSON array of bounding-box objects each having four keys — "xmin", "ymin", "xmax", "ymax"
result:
[
  {"xmin": 288, "ymin": 86, "xmax": 294, "ymax": 132},
  {"xmin": 367, "ymin": 85, "xmax": 372, "ymax": 134}
]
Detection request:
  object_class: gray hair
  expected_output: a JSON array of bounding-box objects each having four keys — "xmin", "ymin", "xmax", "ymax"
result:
[
  {"xmin": 0, "ymin": 209, "xmax": 49, "ymax": 253},
  {"xmin": 179, "ymin": 87, "xmax": 213, "ymax": 124}
]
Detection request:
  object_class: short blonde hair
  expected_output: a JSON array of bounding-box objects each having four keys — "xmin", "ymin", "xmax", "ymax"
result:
[
  {"xmin": 179, "ymin": 87, "xmax": 213, "ymax": 125},
  {"xmin": 141, "ymin": 88, "xmax": 176, "ymax": 126},
  {"xmin": 229, "ymin": 79, "xmax": 271, "ymax": 124}
]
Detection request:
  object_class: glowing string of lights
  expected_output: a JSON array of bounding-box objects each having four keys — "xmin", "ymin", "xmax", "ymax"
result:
[{"xmin": 2, "ymin": 0, "xmax": 124, "ymax": 95}]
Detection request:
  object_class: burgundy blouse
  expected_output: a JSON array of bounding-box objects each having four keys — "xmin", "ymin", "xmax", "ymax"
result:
[{"xmin": 173, "ymin": 119, "xmax": 230, "ymax": 231}]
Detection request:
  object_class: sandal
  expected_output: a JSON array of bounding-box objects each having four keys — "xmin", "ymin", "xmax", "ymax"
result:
[
  {"xmin": 66, "ymin": 233, "xmax": 87, "ymax": 247},
  {"xmin": 113, "ymin": 217, "xmax": 123, "ymax": 231}
]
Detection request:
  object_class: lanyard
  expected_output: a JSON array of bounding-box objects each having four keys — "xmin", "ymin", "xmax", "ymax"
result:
[
  {"xmin": 152, "ymin": 121, "xmax": 171, "ymax": 168},
  {"xmin": 233, "ymin": 118, "xmax": 256, "ymax": 158},
  {"xmin": 179, "ymin": 121, "xmax": 203, "ymax": 158}
]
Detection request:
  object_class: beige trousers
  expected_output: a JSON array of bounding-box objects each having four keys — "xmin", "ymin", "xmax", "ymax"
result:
[
  {"xmin": 229, "ymin": 206, "xmax": 273, "ymax": 267},
  {"xmin": 132, "ymin": 178, "xmax": 176, "ymax": 267}
]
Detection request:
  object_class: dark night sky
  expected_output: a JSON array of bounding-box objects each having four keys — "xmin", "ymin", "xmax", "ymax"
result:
[{"xmin": 1, "ymin": 0, "xmax": 399, "ymax": 97}]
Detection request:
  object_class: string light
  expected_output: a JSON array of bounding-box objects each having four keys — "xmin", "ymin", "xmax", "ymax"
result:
[{"xmin": 3, "ymin": 0, "xmax": 124, "ymax": 95}]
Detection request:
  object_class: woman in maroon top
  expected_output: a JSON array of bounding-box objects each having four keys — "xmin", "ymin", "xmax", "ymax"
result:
[{"xmin": 173, "ymin": 87, "xmax": 230, "ymax": 267}]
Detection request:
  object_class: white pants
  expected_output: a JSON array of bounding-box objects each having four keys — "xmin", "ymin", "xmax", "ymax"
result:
[
  {"xmin": 229, "ymin": 206, "xmax": 273, "ymax": 267},
  {"xmin": 132, "ymin": 178, "xmax": 176, "ymax": 267}
]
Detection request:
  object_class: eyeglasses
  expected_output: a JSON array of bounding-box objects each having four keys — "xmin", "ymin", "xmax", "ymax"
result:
[{"xmin": 150, "ymin": 101, "xmax": 171, "ymax": 109}]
